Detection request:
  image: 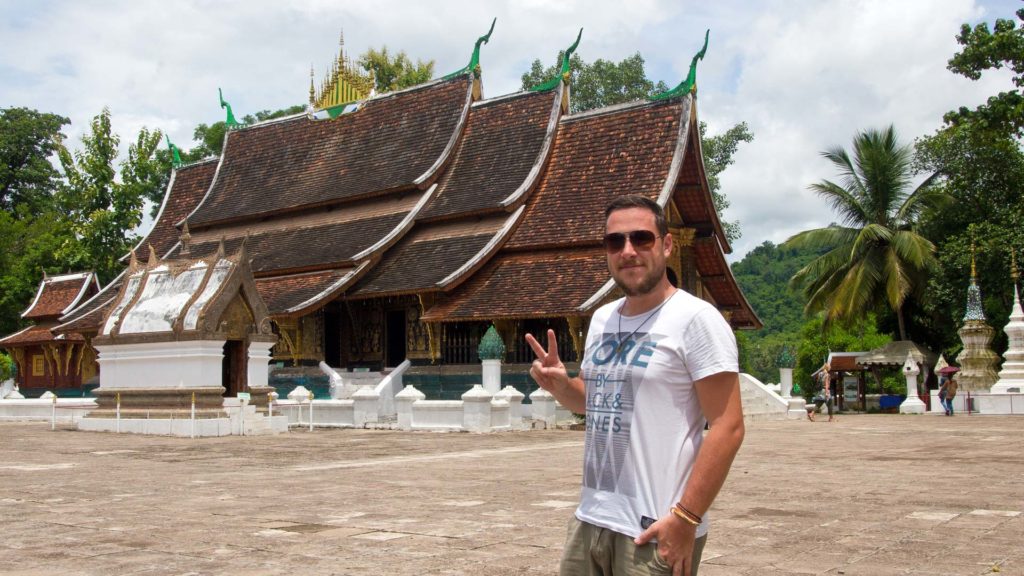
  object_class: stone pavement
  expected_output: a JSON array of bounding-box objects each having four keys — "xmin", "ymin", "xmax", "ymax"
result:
[{"xmin": 0, "ymin": 414, "xmax": 1021, "ymax": 575}]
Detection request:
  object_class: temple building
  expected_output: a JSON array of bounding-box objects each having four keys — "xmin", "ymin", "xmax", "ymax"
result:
[
  {"xmin": 0, "ymin": 273, "xmax": 100, "ymax": 395},
  {"xmin": 3, "ymin": 26, "xmax": 760, "ymax": 401}
]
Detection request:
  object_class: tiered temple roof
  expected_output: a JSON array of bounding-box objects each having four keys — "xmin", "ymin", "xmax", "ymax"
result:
[{"xmin": 50, "ymin": 30, "xmax": 760, "ymax": 340}]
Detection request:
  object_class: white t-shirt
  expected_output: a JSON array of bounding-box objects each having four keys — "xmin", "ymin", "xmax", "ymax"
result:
[{"xmin": 575, "ymin": 289, "xmax": 738, "ymax": 539}]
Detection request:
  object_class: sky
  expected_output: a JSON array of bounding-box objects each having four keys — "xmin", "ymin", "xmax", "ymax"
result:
[{"xmin": 1, "ymin": 0, "xmax": 1020, "ymax": 261}]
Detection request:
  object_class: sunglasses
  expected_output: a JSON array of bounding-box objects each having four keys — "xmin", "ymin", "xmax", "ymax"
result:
[{"xmin": 602, "ymin": 230, "xmax": 661, "ymax": 253}]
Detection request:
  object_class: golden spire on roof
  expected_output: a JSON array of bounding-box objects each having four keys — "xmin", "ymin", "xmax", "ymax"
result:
[{"xmin": 312, "ymin": 28, "xmax": 375, "ymax": 110}]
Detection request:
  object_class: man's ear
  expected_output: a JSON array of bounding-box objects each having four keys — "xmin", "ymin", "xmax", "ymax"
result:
[{"xmin": 662, "ymin": 229, "xmax": 673, "ymax": 257}]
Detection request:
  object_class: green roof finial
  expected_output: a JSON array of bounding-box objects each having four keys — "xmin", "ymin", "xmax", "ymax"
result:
[
  {"xmin": 651, "ymin": 29, "xmax": 709, "ymax": 101},
  {"xmin": 165, "ymin": 135, "xmax": 182, "ymax": 168},
  {"xmin": 444, "ymin": 18, "xmax": 496, "ymax": 80},
  {"xmin": 529, "ymin": 28, "xmax": 583, "ymax": 92},
  {"xmin": 477, "ymin": 325, "xmax": 506, "ymax": 361},
  {"xmin": 776, "ymin": 344, "xmax": 796, "ymax": 369},
  {"xmin": 218, "ymin": 88, "xmax": 239, "ymax": 128}
]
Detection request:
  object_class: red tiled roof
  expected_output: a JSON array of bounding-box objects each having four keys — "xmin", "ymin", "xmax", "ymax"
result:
[
  {"xmin": 504, "ymin": 99, "xmax": 685, "ymax": 251},
  {"xmin": 135, "ymin": 158, "xmax": 218, "ymax": 259},
  {"xmin": 418, "ymin": 89, "xmax": 558, "ymax": 220},
  {"xmin": 187, "ymin": 77, "xmax": 472, "ymax": 227},
  {"xmin": 0, "ymin": 324, "xmax": 85, "ymax": 347},
  {"xmin": 55, "ymin": 295, "xmax": 116, "ymax": 335},
  {"xmin": 422, "ymin": 248, "xmax": 609, "ymax": 322},
  {"xmin": 22, "ymin": 273, "xmax": 98, "ymax": 321},
  {"xmin": 255, "ymin": 269, "xmax": 356, "ymax": 316}
]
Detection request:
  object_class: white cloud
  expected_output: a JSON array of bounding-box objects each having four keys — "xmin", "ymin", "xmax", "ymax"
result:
[{"xmin": 1, "ymin": 0, "xmax": 1017, "ymax": 260}]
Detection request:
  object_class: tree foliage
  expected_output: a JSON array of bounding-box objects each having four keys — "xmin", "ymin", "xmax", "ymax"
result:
[
  {"xmin": 786, "ymin": 125, "xmax": 946, "ymax": 340},
  {"xmin": 731, "ymin": 240, "xmax": 823, "ymax": 383},
  {"xmin": 0, "ymin": 108, "xmax": 69, "ymax": 215},
  {"xmin": 520, "ymin": 52, "xmax": 668, "ymax": 114},
  {"xmin": 944, "ymin": 7, "xmax": 1024, "ymax": 136},
  {"xmin": 700, "ymin": 121, "xmax": 752, "ymax": 244},
  {"xmin": 359, "ymin": 46, "xmax": 435, "ymax": 93},
  {"xmin": 55, "ymin": 108, "xmax": 163, "ymax": 283},
  {"xmin": 793, "ymin": 314, "xmax": 891, "ymax": 399}
]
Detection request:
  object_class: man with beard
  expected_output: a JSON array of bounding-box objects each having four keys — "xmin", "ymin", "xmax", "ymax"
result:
[{"xmin": 526, "ymin": 195, "xmax": 745, "ymax": 576}]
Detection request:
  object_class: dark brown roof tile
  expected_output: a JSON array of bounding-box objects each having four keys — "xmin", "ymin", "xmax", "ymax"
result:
[{"xmin": 188, "ymin": 77, "xmax": 472, "ymax": 227}]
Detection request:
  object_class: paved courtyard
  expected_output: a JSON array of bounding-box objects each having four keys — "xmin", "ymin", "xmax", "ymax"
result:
[{"xmin": 1, "ymin": 413, "xmax": 1021, "ymax": 575}]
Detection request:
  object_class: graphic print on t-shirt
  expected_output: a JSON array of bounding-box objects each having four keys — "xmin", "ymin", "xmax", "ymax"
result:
[{"xmin": 582, "ymin": 330, "xmax": 659, "ymax": 496}]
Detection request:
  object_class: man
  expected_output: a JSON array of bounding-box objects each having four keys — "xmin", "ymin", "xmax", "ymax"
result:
[{"xmin": 526, "ymin": 195, "xmax": 745, "ymax": 576}]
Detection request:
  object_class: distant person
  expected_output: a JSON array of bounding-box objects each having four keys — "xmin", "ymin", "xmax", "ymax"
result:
[
  {"xmin": 807, "ymin": 362, "xmax": 834, "ymax": 422},
  {"xmin": 526, "ymin": 195, "xmax": 745, "ymax": 576},
  {"xmin": 938, "ymin": 376, "xmax": 958, "ymax": 416}
]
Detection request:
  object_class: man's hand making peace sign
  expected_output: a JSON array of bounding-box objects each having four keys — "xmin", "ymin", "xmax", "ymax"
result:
[{"xmin": 524, "ymin": 329, "xmax": 586, "ymax": 414}]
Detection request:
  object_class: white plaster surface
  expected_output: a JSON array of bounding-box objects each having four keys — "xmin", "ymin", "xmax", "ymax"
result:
[{"xmin": 95, "ymin": 340, "xmax": 226, "ymax": 389}]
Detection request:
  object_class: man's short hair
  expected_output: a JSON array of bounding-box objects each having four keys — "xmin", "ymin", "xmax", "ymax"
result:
[{"xmin": 605, "ymin": 194, "xmax": 668, "ymax": 236}]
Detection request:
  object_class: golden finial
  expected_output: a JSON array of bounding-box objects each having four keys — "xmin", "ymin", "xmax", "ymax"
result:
[
  {"xmin": 1012, "ymin": 247, "xmax": 1019, "ymax": 282},
  {"xmin": 309, "ymin": 63, "xmax": 315, "ymax": 105},
  {"xmin": 148, "ymin": 243, "xmax": 158, "ymax": 266},
  {"xmin": 970, "ymin": 237, "xmax": 977, "ymax": 279}
]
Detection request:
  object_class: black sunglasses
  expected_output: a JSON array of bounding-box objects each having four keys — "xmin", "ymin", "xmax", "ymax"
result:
[{"xmin": 602, "ymin": 230, "xmax": 661, "ymax": 253}]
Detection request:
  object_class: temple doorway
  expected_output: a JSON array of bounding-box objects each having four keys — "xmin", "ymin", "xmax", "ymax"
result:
[
  {"xmin": 386, "ymin": 310, "xmax": 406, "ymax": 368},
  {"xmin": 222, "ymin": 340, "xmax": 246, "ymax": 396}
]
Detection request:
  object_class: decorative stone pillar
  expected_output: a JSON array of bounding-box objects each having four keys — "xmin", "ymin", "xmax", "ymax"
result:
[
  {"xmin": 246, "ymin": 338, "xmax": 276, "ymax": 407},
  {"xmin": 461, "ymin": 384, "xmax": 493, "ymax": 432},
  {"xmin": 477, "ymin": 325, "xmax": 505, "ymax": 395},
  {"xmin": 956, "ymin": 262, "xmax": 1000, "ymax": 391},
  {"xmin": 992, "ymin": 259, "xmax": 1024, "ymax": 394},
  {"xmin": 530, "ymin": 387, "xmax": 557, "ymax": 429},
  {"xmin": 395, "ymin": 385, "xmax": 424, "ymax": 430},
  {"xmin": 899, "ymin": 352, "xmax": 926, "ymax": 414},
  {"xmin": 352, "ymin": 386, "xmax": 380, "ymax": 427},
  {"xmin": 495, "ymin": 385, "xmax": 526, "ymax": 427},
  {"xmin": 776, "ymin": 344, "xmax": 795, "ymax": 398}
]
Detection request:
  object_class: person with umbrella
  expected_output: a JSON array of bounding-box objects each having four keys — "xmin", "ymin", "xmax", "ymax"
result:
[{"xmin": 938, "ymin": 366, "xmax": 959, "ymax": 416}]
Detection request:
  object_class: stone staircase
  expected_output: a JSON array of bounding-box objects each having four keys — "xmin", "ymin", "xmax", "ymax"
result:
[{"xmin": 738, "ymin": 373, "xmax": 805, "ymax": 422}]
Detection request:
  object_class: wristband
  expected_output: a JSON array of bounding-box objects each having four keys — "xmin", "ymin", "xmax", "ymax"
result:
[{"xmin": 670, "ymin": 504, "xmax": 700, "ymax": 526}]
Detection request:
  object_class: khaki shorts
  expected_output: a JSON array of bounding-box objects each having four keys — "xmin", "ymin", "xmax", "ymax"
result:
[{"xmin": 559, "ymin": 516, "xmax": 707, "ymax": 575}]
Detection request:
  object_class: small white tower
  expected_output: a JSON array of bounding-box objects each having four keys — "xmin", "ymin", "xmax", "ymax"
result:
[{"xmin": 992, "ymin": 251, "xmax": 1024, "ymax": 394}]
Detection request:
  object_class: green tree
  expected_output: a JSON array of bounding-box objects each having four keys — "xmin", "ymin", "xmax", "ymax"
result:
[
  {"xmin": 520, "ymin": 52, "xmax": 668, "ymax": 114},
  {"xmin": 358, "ymin": 46, "xmax": 435, "ymax": 92},
  {"xmin": 793, "ymin": 314, "xmax": 891, "ymax": 399},
  {"xmin": 56, "ymin": 108, "xmax": 162, "ymax": 283},
  {"xmin": 0, "ymin": 108, "xmax": 69, "ymax": 215},
  {"xmin": 944, "ymin": 7, "xmax": 1024, "ymax": 136},
  {"xmin": 786, "ymin": 126, "xmax": 946, "ymax": 341},
  {"xmin": 908, "ymin": 5, "xmax": 1024, "ymax": 359},
  {"xmin": 0, "ymin": 209, "xmax": 72, "ymax": 336}
]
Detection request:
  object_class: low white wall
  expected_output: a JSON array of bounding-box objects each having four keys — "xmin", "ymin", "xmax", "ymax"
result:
[
  {"xmin": 95, "ymin": 340, "xmax": 225, "ymax": 389},
  {"xmin": 274, "ymin": 399, "xmax": 355, "ymax": 427},
  {"xmin": 931, "ymin": 390, "xmax": 1024, "ymax": 415},
  {"xmin": 0, "ymin": 398, "xmax": 96, "ymax": 422}
]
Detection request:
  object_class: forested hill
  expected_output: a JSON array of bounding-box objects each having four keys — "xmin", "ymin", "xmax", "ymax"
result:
[{"xmin": 730, "ymin": 240, "xmax": 822, "ymax": 337}]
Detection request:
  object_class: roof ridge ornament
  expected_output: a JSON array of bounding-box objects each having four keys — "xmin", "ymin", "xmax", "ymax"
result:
[
  {"xmin": 443, "ymin": 18, "xmax": 497, "ymax": 80},
  {"xmin": 529, "ymin": 28, "xmax": 583, "ymax": 92},
  {"xmin": 219, "ymin": 88, "xmax": 240, "ymax": 128},
  {"xmin": 651, "ymin": 29, "xmax": 710, "ymax": 101},
  {"xmin": 165, "ymin": 135, "xmax": 182, "ymax": 168}
]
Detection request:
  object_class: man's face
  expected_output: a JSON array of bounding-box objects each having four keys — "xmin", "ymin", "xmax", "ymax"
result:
[{"xmin": 605, "ymin": 207, "xmax": 672, "ymax": 297}]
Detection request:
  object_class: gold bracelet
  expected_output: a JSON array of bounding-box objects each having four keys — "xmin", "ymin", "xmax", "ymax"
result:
[
  {"xmin": 670, "ymin": 505, "xmax": 699, "ymax": 526},
  {"xmin": 674, "ymin": 503, "xmax": 703, "ymax": 524}
]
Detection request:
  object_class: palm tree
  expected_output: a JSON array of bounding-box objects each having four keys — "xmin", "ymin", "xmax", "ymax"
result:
[{"xmin": 786, "ymin": 125, "xmax": 946, "ymax": 340}]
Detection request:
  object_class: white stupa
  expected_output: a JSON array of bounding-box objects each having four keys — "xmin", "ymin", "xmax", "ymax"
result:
[{"xmin": 992, "ymin": 252, "xmax": 1024, "ymax": 394}]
